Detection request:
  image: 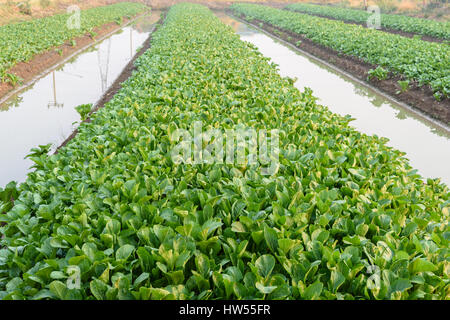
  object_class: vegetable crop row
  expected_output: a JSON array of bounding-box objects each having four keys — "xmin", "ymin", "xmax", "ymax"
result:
[
  {"xmin": 285, "ymin": 3, "xmax": 450, "ymax": 40},
  {"xmin": 0, "ymin": 3, "xmax": 448, "ymax": 300},
  {"xmin": 0, "ymin": 2, "xmax": 147, "ymax": 85},
  {"xmin": 231, "ymin": 4, "xmax": 449, "ymax": 100}
]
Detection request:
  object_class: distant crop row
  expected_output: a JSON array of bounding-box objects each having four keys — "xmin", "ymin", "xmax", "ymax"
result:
[
  {"xmin": 1, "ymin": 3, "xmax": 448, "ymax": 300},
  {"xmin": 286, "ymin": 3, "xmax": 450, "ymax": 40},
  {"xmin": 0, "ymin": 2, "xmax": 147, "ymax": 85},
  {"xmin": 231, "ymin": 4, "xmax": 449, "ymax": 100}
]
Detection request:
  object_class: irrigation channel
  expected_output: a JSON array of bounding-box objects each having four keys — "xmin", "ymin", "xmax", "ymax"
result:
[
  {"xmin": 217, "ymin": 12, "xmax": 450, "ymax": 186},
  {"xmin": 0, "ymin": 12, "xmax": 160, "ymax": 187},
  {"xmin": 0, "ymin": 10, "xmax": 449, "ymax": 188}
]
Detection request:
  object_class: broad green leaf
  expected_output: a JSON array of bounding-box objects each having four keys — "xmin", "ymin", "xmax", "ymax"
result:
[
  {"xmin": 49, "ymin": 281, "xmax": 68, "ymax": 300},
  {"xmin": 116, "ymin": 244, "xmax": 135, "ymax": 260},
  {"xmin": 255, "ymin": 282, "xmax": 277, "ymax": 294},
  {"xmin": 303, "ymin": 281, "xmax": 323, "ymax": 300},
  {"xmin": 390, "ymin": 279, "xmax": 412, "ymax": 293},
  {"xmin": 264, "ymin": 225, "xmax": 279, "ymax": 253},
  {"xmin": 255, "ymin": 254, "xmax": 275, "ymax": 278},
  {"xmin": 409, "ymin": 258, "xmax": 437, "ymax": 274},
  {"xmin": 90, "ymin": 279, "xmax": 108, "ymax": 300},
  {"xmin": 330, "ymin": 270, "xmax": 345, "ymax": 293}
]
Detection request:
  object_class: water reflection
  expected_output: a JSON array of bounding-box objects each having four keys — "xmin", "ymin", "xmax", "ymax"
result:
[
  {"xmin": 1, "ymin": 95, "xmax": 23, "ymax": 110},
  {"xmin": 218, "ymin": 13, "xmax": 450, "ymax": 185},
  {"xmin": 48, "ymin": 71, "xmax": 64, "ymax": 108},
  {"xmin": 0, "ymin": 13, "xmax": 159, "ymax": 187},
  {"xmin": 130, "ymin": 28, "xmax": 133, "ymax": 59},
  {"xmin": 98, "ymin": 38, "xmax": 111, "ymax": 93}
]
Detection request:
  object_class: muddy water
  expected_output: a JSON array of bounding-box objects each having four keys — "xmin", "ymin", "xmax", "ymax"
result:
[
  {"xmin": 218, "ymin": 13, "xmax": 450, "ymax": 186},
  {"xmin": 0, "ymin": 14, "xmax": 159, "ymax": 187}
]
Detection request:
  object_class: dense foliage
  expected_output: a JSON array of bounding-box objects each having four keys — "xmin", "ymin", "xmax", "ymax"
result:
[
  {"xmin": 0, "ymin": 3, "xmax": 449, "ymax": 300},
  {"xmin": 231, "ymin": 4, "xmax": 450, "ymax": 100},
  {"xmin": 286, "ymin": 3, "xmax": 450, "ymax": 40},
  {"xmin": 0, "ymin": 2, "xmax": 147, "ymax": 85}
]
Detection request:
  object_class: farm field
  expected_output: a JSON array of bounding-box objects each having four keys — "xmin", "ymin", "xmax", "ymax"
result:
[
  {"xmin": 285, "ymin": 3, "xmax": 450, "ymax": 40},
  {"xmin": 230, "ymin": 3, "xmax": 449, "ymax": 123},
  {"xmin": 0, "ymin": 1, "xmax": 449, "ymax": 303},
  {"xmin": 216, "ymin": 12, "xmax": 450, "ymax": 185},
  {"xmin": 0, "ymin": 2, "xmax": 147, "ymax": 87},
  {"xmin": 0, "ymin": 12, "xmax": 160, "ymax": 186}
]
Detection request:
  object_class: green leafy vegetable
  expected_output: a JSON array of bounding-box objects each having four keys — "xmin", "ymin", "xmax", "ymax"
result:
[
  {"xmin": 231, "ymin": 3, "xmax": 449, "ymax": 99},
  {"xmin": 0, "ymin": 3, "xmax": 448, "ymax": 301},
  {"xmin": 0, "ymin": 2, "xmax": 147, "ymax": 84}
]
